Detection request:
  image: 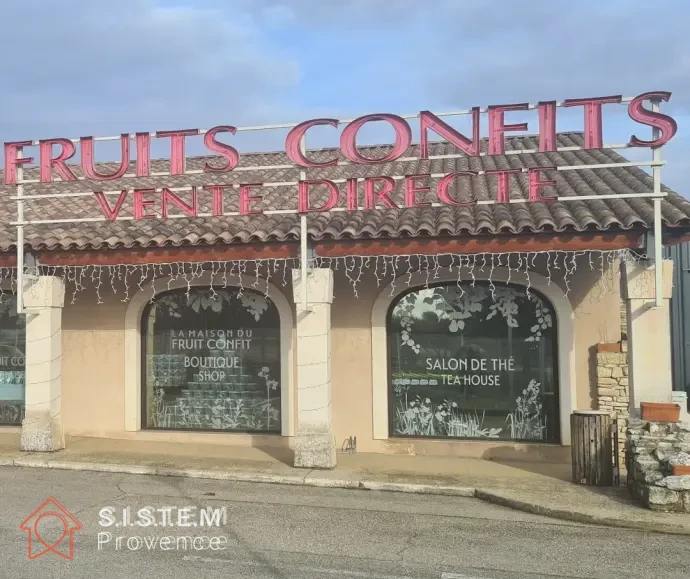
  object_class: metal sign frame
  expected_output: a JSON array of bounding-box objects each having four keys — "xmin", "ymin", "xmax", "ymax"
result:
[{"xmin": 10, "ymin": 97, "xmax": 669, "ymax": 313}]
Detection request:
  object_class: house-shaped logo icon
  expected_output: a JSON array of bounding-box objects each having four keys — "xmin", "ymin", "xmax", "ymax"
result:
[{"xmin": 20, "ymin": 497, "xmax": 82, "ymax": 560}]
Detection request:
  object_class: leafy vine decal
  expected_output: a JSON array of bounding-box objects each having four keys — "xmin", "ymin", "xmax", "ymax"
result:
[
  {"xmin": 400, "ymin": 316, "xmax": 421, "ymax": 354},
  {"xmin": 439, "ymin": 286, "xmax": 487, "ymax": 332},
  {"xmin": 241, "ymin": 293, "xmax": 269, "ymax": 321},
  {"xmin": 525, "ymin": 294, "xmax": 553, "ymax": 342},
  {"xmin": 396, "ymin": 284, "xmax": 554, "ymax": 351},
  {"xmin": 156, "ymin": 288, "xmax": 271, "ymax": 320},
  {"xmin": 485, "ymin": 287, "xmax": 519, "ymax": 328}
]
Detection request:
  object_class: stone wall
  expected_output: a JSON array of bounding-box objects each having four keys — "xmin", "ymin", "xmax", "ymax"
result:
[
  {"xmin": 627, "ymin": 418, "xmax": 690, "ymax": 512},
  {"xmin": 595, "ymin": 346, "xmax": 629, "ymax": 472}
]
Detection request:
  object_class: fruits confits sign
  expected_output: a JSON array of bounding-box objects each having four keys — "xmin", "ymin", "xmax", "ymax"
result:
[{"xmin": 3, "ymin": 91, "xmax": 677, "ymax": 220}]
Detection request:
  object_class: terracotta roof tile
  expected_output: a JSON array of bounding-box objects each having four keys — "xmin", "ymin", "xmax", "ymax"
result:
[{"xmin": 0, "ymin": 132, "xmax": 688, "ymax": 251}]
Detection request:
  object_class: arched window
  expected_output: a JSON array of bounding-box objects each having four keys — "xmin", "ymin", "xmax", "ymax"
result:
[
  {"xmin": 142, "ymin": 287, "xmax": 282, "ymax": 433},
  {"xmin": 387, "ymin": 282, "xmax": 559, "ymax": 442},
  {"xmin": 0, "ymin": 296, "xmax": 25, "ymax": 425}
]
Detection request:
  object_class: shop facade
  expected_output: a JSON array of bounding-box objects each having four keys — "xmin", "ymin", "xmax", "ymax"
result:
[
  {"xmin": 1, "ymin": 93, "xmax": 689, "ymax": 467},
  {"xmin": 1, "ymin": 248, "xmax": 624, "ymax": 462},
  {"xmin": 53, "ymin": 253, "xmax": 609, "ymax": 457}
]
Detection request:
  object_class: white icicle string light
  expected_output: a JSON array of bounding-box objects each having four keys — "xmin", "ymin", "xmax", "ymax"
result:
[
  {"xmin": 0, "ymin": 268, "xmax": 10, "ymax": 302},
  {"xmin": 252, "ymin": 260, "xmax": 261, "ymax": 290},
  {"xmin": 2, "ymin": 268, "xmax": 11, "ymax": 299},
  {"xmin": 357, "ymin": 256, "xmax": 366, "ymax": 291},
  {"xmin": 138, "ymin": 265, "xmax": 147, "ymax": 294},
  {"xmin": 149, "ymin": 264, "xmax": 158, "ymax": 302},
  {"xmin": 344, "ymin": 256, "xmax": 357, "ymax": 298},
  {"xmin": 455, "ymin": 255, "xmax": 463, "ymax": 294},
  {"xmin": 78, "ymin": 267, "xmax": 86, "ymax": 297},
  {"xmin": 209, "ymin": 262, "xmax": 219, "ymax": 300},
  {"xmin": 96, "ymin": 266, "xmax": 104, "ymax": 304},
  {"xmin": 67, "ymin": 266, "xmax": 78, "ymax": 304},
  {"xmin": 21, "ymin": 259, "xmax": 288, "ymax": 304},
  {"xmin": 432, "ymin": 255, "xmax": 440, "ymax": 280},
  {"xmin": 0, "ymin": 249, "xmax": 651, "ymax": 311},
  {"xmin": 488, "ymin": 254, "xmax": 496, "ymax": 299},
  {"xmin": 263, "ymin": 259, "xmax": 273, "ymax": 291},
  {"xmin": 181, "ymin": 263, "xmax": 192, "ymax": 298},
  {"xmin": 0, "ymin": 269, "xmax": 8, "ymax": 301},
  {"xmin": 524, "ymin": 252, "xmax": 532, "ymax": 298},
  {"xmin": 545, "ymin": 252, "xmax": 553, "ymax": 285},
  {"xmin": 222, "ymin": 262, "xmax": 230, "ymax": 289},
  {"xmin": 458, "ymin": 256, "xmax": 467, "ymax": 295},
  {"xmin": 386, "ymin": 257, "xmax": 396, "ymax": 297}
]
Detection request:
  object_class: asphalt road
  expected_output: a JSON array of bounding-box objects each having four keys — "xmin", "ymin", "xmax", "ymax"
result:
[{"xmin": 0, "ymin": 466, "xmax": 687, "ymax": 579}]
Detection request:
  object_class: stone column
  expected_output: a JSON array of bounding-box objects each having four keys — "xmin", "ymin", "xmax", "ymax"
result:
[
  {"xmin": 595, "ymin": 347, "xmax": 629, "ymax": 472},
  {"xmin": 622, "ymin": 260, "xmax": 674, "ymax": 416},
  {"xmin": 292, "ymin": 268, "xmax": 336, "ymax": 469},
  {"xmin": 20, "ymin": 276, "xmax": 65, "ymax": 452}
]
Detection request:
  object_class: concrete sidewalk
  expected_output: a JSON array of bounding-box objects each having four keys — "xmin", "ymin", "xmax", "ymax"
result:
[{"xmin": 1, "ymin": 431, "xmax": 689, "ymax": 535}]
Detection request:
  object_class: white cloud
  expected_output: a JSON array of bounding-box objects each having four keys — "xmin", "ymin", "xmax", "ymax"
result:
[
  {"xmin": 419, "ymin": 1, "xmax": 690, "ymax": 110},
  {"xmin": 243, "ymin": 0, "xmax": 690, "ymax": 191},
  {"xmin": 0, "ymin": 0, "xmax": 300, "ymax": 139},
  {"xmin": 246, "ymin": 0, "xmax": 690, "ymax": 110},
  {"xmin": 0, "ymin": 0, "xmax": 686, "ymax": 193},
  {"xmin": 260, "ymin": 3, "xmax": 297, "ymax": 25},
  {"xmin": 245, "ymin": 0, "xmax": 427, "ymax": 25}
]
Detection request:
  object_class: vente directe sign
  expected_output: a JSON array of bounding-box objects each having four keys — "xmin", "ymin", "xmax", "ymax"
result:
[{"xmin": 3, "ymin": 91, "xmax": 677, "ymax": 219}]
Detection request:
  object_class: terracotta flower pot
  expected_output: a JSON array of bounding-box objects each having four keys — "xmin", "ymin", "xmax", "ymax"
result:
[
  {"xmin": 640, "ymin": 402, "xmax": 681, "ymax": 423},
  {"xmin": 597, "ymin": 342, "xmax": 622, "ymax": 353},
  {"xmin": 672, "ymin": 465, "xmax": 690, "ymax": 476}
]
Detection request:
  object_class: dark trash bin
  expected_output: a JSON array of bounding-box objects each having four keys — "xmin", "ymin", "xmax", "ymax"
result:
[{"xmin": 571, "ymin": 410, "xmax": 614, "ymax": 486}]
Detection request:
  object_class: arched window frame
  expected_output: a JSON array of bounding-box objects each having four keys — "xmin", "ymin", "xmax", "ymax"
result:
[
  {"xmin": 372, "ymin": 267, "xmax": 576, "ymax": 445},
  {"xmin": 124, "ymin": 273, "xmax": 295, "ymax": 437},
  {"xmin": 0, "ymin": 292, "xmax": 25, "ymax": 427}
]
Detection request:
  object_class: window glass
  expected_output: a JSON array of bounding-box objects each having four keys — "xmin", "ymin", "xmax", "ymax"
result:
[
  {"xmin": 388, "ymin": 283, "xmax": 558, "ymax": 442},
  {"xmin": 142, "ymin": 288, "xmax": 281, "ymax": 432},
  {"xmin": 0, "ymin": 296, "xmax": 25, "ymax": 425}
]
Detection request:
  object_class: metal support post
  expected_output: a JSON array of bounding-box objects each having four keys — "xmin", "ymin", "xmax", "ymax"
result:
[
  {"xmin": 652, "ymin": 99, "xmax": 663, "ymax": 308},
  {"xmin": 16, "ymin": 149, "xmax": 24, "ymax": 314},
  {"xmin": 299, "ymin": 135, "xmax": 309, "ymax": 311}
]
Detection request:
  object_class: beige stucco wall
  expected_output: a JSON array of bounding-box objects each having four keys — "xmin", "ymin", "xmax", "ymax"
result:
[
  {"xmin": 53, "ymin": 255, "xmax": 621, "ymax": 461},
  {"xmin": 62, "ymin": 287, "xmax": 127, "ymax": 437}
]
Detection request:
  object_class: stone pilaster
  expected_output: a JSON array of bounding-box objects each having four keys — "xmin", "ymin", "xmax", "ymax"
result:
[
  {"xmin": 622, "ymin": 260, "xmax": 674, "ymax": 416},
  {"xmin": 292, "ymin": 268, "xmax": 336, "ymax": 469},
  {"xmin": 595, "ymin": 348, "xmax": 629, "ymax": 473},
  {"xmin": 20, "ymin": 276, "xmax": 65, "ymax": 452}
]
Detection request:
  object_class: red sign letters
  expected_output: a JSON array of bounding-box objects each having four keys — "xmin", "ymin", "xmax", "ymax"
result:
[{"xmin": 3, "ymin": 91, "xmax": 677, "ymax": 221}]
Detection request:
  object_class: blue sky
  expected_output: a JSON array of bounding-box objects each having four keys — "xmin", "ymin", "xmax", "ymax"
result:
[{"xmin": 1, "ymin": 0, "xmax": 688, "ymax": 192}]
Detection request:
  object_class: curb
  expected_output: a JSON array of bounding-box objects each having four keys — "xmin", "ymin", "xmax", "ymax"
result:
[
  {"xmin": 357, "ymin": 481, "xmax": 474, "ymax": 496},
  {"xmin": 2, "ymin": 456, "xmax": 687, "ymax": 534},
  {"xmin": 13, "ymin": 458, "xmax": 309, "ymax": 485},
  {"xmin": 5, "ymin": 456, "xmax": 475, "ymax": 497},
  {"xmin": 474, "ymin": 489, "xmax": 690, "ymax": 536}
]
